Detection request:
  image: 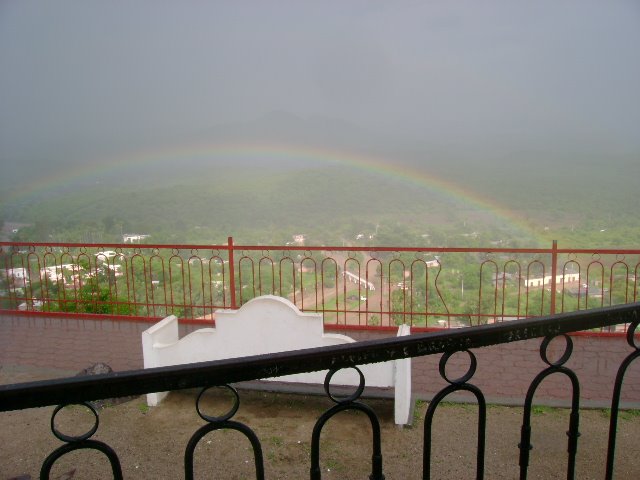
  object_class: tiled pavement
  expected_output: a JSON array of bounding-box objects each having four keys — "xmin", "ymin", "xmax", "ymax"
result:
[{"xmin": 0, "ymin": 314, "xmax": 197, "ymax": 383}]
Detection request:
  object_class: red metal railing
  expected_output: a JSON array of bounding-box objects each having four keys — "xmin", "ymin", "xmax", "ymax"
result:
[{"xmin": 1, "ymin": 238, "xmax": 639, "ymax": 330}]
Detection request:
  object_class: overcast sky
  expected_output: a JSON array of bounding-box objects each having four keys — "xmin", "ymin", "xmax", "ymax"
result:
[{"xmin": 1, "ymin": 0, "xmax": 639, "ymax": 166}]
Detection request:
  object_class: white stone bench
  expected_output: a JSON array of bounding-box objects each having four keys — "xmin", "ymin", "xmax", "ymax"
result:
[{"xmin": 142, "ymin": 295, "xmax": 412, "ymax": 424}]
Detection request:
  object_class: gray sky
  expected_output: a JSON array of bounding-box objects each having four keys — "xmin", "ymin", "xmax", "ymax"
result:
[{"xmin": 1, "ymin": 0, "xmax": 639, "ymax": 166}]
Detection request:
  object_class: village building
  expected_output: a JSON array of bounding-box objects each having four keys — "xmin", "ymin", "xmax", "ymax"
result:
[
  {"xmin": 522, "ymin": 272, "xmax": 580, "ymax": 288},
  {"xmin": 122, "ymin": 234, "xmax": 150, "ymax": 243},
  {"xmin": 1, "ymin": 267, "xmax": 30, "ymax": 285}
]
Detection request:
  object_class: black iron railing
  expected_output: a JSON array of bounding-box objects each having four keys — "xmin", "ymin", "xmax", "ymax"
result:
[{"xmin": 1, "ymin": 302, "xmax": 639, "ymax": 479}]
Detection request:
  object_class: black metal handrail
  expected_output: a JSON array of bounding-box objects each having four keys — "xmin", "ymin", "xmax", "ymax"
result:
[{"xmin": 1, "ymin": 302, "xmax": 639, "ymax": 479}]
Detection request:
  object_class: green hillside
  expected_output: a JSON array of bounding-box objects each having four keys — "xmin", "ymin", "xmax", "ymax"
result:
[{"xmin": 3, "ymin": 157, "xmax": 639, "ymax": 249}]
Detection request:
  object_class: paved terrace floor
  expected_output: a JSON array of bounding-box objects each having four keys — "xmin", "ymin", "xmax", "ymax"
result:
[
  {"xmin": 2, "ymin": 314, "xmax": 640, "ymax": 479},
  {"xmin": 0, "ymin": 314, "xmax": 201, "ymax": 381}
]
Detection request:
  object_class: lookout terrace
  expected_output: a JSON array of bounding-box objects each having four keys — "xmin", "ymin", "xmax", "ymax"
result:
[{"xmin": 1, "ymin": 239, "xmax": 639, "ymax": 479}]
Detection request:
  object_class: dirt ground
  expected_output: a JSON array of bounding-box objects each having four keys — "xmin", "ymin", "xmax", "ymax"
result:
[{"xmin": 2, "ymin": 366, "xmax": 640, "ymax": 480}]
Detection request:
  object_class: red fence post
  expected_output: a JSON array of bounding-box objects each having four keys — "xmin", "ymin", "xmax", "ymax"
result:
[
  {"xmin": 228, "ymin": 236, "xmax": 237, "ymax": 309},
  {"xmin": 550, "ymin": 240, "xmax": 558, "ymax": 315}
]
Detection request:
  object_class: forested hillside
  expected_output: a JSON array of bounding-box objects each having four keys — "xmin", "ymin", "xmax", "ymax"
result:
[{"xmin": 3, "ymin": 153, "xmax": 639, "ymax": 249}]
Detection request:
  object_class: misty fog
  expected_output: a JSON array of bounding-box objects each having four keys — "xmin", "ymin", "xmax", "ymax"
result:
[{"xmin": 1, "ymin": 1, "xmax": 638, "ymax": 247}]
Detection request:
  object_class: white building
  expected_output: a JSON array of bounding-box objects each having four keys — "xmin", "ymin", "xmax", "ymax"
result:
[
  {"xmin": 95, "ymin": 251, "xmax": 117, "ymax": 260},
  {"xmin": 343, "ymin": 271, "xmax": 375, "ymax": 291},
  {"xmin": 40, "ymin": 264, "xmax": 76, "ymax": 282},
  {"xmin": 523, "ymin": 272, "xmax": 580, "ymax": 288},
  {"xmin": 123, "ymin": 234, "xmax": 150, "ymax": 243},
  {"xmin": 103, "ymin": 264, "xmax": 124, "ymax": 277},
  {"xmin": 1, "ymin": 267, "xmax": 30, "ymax": 285}
]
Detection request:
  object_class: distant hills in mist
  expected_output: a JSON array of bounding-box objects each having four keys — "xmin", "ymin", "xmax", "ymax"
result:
[
  {"xmin": 1, "ymin": 110, "xmax": 638, "ymax": 245},
  {"xmin": 4, "ymin": 109, "xmax": 637, "ymax": 182}
]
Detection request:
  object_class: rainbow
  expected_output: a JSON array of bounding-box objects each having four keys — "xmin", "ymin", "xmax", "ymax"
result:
[{"xmin": 3, "ymin": 142, "xmax": 545, "ymax": 243}]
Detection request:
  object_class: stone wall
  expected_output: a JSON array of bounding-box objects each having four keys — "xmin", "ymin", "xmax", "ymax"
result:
[
  {"xmin": 3, "ymin": 314, "xmax": 638, "ymax": 409},
  {"xmin": 343, "ymin": 328, "xmax": 640, "ymax": 409}
]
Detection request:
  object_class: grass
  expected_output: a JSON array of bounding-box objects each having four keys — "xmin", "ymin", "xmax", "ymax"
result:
[
  {"xmin": 325, "ymin": 458, "xmax": 343, "ymax": 472},
  {"xmin": 619, "ymin": 409, "xmax": 640, "ymax": 421},
  {"xmin": 413, "ymin": 399, "xmax": 426, "ymax": 424},
  {"xmin": 531, "ymin": 405, "xmax": 556, "ymax": 416}
]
